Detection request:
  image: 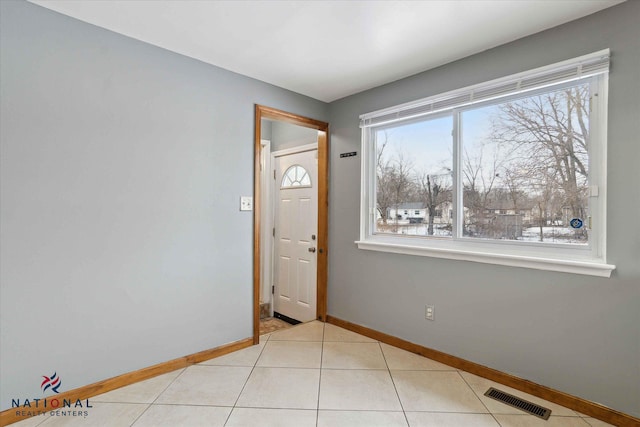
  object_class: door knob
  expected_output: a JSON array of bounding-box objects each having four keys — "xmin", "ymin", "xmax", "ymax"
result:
[{"xmin": 308, "ymin": 247, "xmax": 316, "ymax": 253}]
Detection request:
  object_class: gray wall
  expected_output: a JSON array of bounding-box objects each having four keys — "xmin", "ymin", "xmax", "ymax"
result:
[
  {"xmin": 1, "ymin": 0, "xmax": 638, "ymax": 419},
  {"xmin": 260, "ymin": 119, "xmax": 273, "ymax": 141},
  {"xmin": 0, "ymin": 0, "xmax": 327, "ymax": 408},
  {"xmin": 328, "ymin": 1, "xmax": 639, "ymax": 418},
  {"xmin": 269, "ymin": 120, "xmax": 319, "ymax": 152}
]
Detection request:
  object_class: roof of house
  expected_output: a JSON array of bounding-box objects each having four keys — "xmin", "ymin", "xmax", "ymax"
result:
[{"xmin": 392, "ymin": 202, "xmax": 426, "ymax": 210}]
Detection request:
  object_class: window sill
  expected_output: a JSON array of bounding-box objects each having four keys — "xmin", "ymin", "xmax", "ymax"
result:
[{"xmin": 355, "ymin": 240, "xmax": 615, "ymax": 278}]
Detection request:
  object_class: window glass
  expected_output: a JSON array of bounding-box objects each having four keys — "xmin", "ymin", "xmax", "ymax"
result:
[
  {"xmin": 374, "ymin": 116, "xmax": 453, "ymax": 236},
  {"xmin": 358, "ymin": 50, "xmax": 612, "ymax": 276},
  {"xmin": 281, "ymin": 165, "xmax": 311, "ymax": 188},
  {"xmin": 461, "ymin": 82, "xmax": 590, "ymax": 245}
]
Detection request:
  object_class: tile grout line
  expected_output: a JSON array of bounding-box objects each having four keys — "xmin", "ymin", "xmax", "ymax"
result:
[
  {"xmin": 379, "ymin": 340, "xmax": 411, "ymax": 427},
  {"xmin": 222, "ymin": 333, "xmax": 271, "ymax": 427},
  {"xmin": 582, "ymin": 417, "xmax": 603, "ymax": 427},
  {"xmin": 113, "ymin": 322, "xmax": 605, "ymax": 427},
  {"xmin": 29, "ymin": 410, "xmax": 51, "ymax": 427},
  {"xmin": 312, "ymin": 409, "xmax": 416, "ymax": 413},
  {"xmin": 316, "ymin": 322, "xmax": 326, "ymax": 427},
  {"xmin": 457, "ymin": 372, "xmax": 591, "ymax": 425},
  {"xmin": 126, "ymin": 403, "xmax": 153, "ymax": 427},
  {"xmin": 456, "ymin": 370, "xmax": 504, "ymax": 427},
  {"xmin": 127, "ymin": 367, "xmax": 188, "ymax": 426}
]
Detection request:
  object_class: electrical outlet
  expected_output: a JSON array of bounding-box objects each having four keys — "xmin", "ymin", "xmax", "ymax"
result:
[
  {"xmin": 425, "ymin": 305, "xmax": 435, "ymax": 321},
  {"xmin": 240, "ymin": 196, "xmax": 253, "ymax": 211}
]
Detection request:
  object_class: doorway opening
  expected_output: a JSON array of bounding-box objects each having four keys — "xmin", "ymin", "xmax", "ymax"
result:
[{"xmin": 253, "ymin": 105, "xmax": 329, "ymax": 344}]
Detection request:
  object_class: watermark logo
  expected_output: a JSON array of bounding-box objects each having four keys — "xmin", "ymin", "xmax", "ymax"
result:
[
  {"xmin": 41, "ymin": 372, "xmax": 62, "ymax": 394},
  {"xmin": 10, "ymin": 372, "xmax": 91, "ymax": 420}
]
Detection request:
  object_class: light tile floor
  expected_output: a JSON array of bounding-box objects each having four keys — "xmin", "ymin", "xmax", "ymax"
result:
[{"xmin": 12, "ymin": 321, "xmax": 615, "ymax": 427}]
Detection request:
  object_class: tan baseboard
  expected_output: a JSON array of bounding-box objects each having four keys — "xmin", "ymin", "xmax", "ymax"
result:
[
  {"xmin": 1, "ymin": 337, "xmax": 253, "ymax": 426},
  {"xmin": 326, "ymin": 315, "xmax": 639, "ymax": 427}
]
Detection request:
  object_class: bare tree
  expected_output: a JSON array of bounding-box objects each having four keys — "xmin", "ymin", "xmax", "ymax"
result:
[
  {"xmin": 376, "ymin": 131, "xmax": 415, "ymax": 231},
  {"xmin": 502, "ymin": 168, "xmax": 527, "ymax": 212},
  {"xmin": 529, "ymin": 167, "xmax": 558, "ymax": 241},
  {"xmin": 417, "ymin": 173, "xmax": 451, "ymax": 235},
  {"xmin": 493, "ymin": 85, "xmax": 590, "ymax": 221},
  {"xmin": 389, "ymin": 151, "xmax": 414, "ymax": 230},
  {"xmin": 375, "ymin": 133, "xmax": 393, "ymax": 224},
  {"xmin": 462, "ymin": 143, "xmax": 503, "ymax": 236}
]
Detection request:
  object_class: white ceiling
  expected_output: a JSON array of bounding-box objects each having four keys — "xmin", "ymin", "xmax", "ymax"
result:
[{"xmin": 29, "ymin": 0, "xmax": 623, "ymax": 102}]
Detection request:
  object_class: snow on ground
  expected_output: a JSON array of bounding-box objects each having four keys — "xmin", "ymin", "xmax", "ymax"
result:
[
  {"xmin": 377, "ymin": 223, "xmax": 588, "ymax": 244},
  {"xmin": 521, "ymin": 226, "xmax": 587, "ymax": 244}
]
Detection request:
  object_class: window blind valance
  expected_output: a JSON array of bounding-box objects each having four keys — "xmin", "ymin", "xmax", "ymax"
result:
[{"xmin": 360, "ymin": 49, "xmax": 609, "ymax": 128}]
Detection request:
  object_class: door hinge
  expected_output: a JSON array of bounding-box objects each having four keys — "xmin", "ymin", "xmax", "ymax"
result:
[
  {"xmin": 272, "ymin": 227, "xmax": 275, "ymax": 237},
  {"xmin": 271, "ymin": 285, "xmax": 274, "ymax": 294},
  {"xmin": 273, "ymin": 169, "xmax": 276, "ymax": 180}
]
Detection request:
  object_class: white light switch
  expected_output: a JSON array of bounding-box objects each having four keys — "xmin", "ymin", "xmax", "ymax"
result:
[
  {"xmin": 425, "ymin": 305, "xmax": 435, "ymax": 321},
  {"xmin": 240, "ymin": 196, "xmax": 253, "ymax": 211}
]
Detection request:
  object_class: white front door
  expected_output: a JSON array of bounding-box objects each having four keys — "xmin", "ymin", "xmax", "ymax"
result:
[{"xmin": 273, "ymin": 149, "xmax": 318, "ymax": 323}]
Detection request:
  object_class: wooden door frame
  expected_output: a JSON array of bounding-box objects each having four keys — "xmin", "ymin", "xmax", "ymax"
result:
[{"xmin": 253, "ymin": 105, "xmax": 329, "ymax": 344}]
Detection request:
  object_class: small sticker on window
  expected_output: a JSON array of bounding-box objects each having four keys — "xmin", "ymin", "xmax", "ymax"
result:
[{"xmin": 569, "ymin": 218, "xmax": 584, "ymax": 229}]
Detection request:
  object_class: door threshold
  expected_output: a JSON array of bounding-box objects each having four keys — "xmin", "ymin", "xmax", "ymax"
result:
[{"xmin": 273, "ymin": 312, "xmax": 302, "ymax": 325}]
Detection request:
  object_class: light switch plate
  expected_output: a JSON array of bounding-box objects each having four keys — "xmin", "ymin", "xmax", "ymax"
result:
[
  {"xmin": 240, "ymin": 196, "xmax": 253, "ymax": 211},
  {"xmin": 425, "ymin": 305, "xmax": 435, "ymax": 321}
]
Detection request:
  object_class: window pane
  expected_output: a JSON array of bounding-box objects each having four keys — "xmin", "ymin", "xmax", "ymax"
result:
[
  {"xmin": 374, "ymin": 116, "xmax": 453, "ymax": 237},
  {"xmin": 281, "ymin": 164, "xmax": 311, "ymax": 188},
  {"xmin": 461, "ymin": 83, "xmax": 590, "ymax": 245}
]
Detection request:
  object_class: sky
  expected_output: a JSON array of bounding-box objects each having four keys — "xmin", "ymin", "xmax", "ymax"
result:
[
  {"xmin": 376, "ymin": 80, "xmax": 590, "ymax": 184},
  {"xmin": 376, "ymin": 106, "xmax": 498, "ymax": 179}
]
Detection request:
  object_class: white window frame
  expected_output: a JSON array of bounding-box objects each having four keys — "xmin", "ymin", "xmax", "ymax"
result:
[{"xmin": 357, "ymin": 50, "xmax": 615, "ymax": 278}]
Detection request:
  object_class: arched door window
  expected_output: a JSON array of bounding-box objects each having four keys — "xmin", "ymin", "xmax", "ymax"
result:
[{"xmin": 281, "ymin": 165, "xmax": 311, "ymax": 188}]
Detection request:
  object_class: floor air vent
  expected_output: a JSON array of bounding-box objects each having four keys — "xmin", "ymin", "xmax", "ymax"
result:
[{"xmin": 484, "ymin": 387, "xmax": 552, "ymax": 420}]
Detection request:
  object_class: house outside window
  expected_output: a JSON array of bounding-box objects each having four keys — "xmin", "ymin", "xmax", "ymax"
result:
[{"xmin": 358, "ymin": 50, "xmax": 614, "ymax": 277}]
